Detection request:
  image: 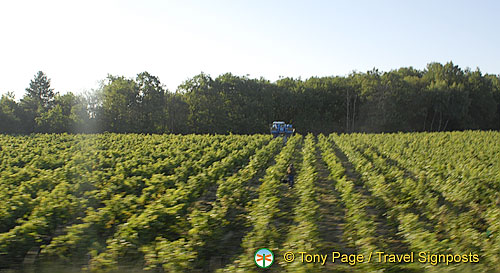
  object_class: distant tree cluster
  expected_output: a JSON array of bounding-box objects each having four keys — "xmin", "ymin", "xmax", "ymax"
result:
[{"xmin": 1, "ymin": 62, "xmax": 499, "ymax": 134}]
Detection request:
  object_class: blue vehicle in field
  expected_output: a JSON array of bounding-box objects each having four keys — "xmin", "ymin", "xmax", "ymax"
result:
[{"xmin": 270, "ymin": 121, "xmax": 295, "ymax": 143}]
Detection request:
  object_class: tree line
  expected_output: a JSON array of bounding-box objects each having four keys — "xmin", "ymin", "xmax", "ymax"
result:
[{"xmin": 1, "ymin": 61, "xmax": 499, "ymax": 134}]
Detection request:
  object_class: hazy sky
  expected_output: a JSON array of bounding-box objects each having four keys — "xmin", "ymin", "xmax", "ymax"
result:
[{"xmin": 1, "ymin": 0, "xmax": 499, "ymax": 99}]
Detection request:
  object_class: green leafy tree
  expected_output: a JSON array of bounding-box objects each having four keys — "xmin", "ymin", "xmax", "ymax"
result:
[
  {"xmin": 35, "ymin": 93, "xmax": 85, "ymax": 133},
  {"xmin": 136, "ymin": 72, "xmax": 166, "ymax": 133},
  {"xmin": 0, "ymin": 92, "xmax": 22, "ymax": 133},
  {"xmin": 213, "ymin": 73, "xmax": 273, "ymax": 134},
  {"xmin": 486, "ymin": 74, "xmax": 500, "ymax": 129},
  {"xmin": 101, "ymin": 75, "xmax": 139, "ymax": 133},
  {"xmin": 180, "ymin": 73, "xmax": 225, "ymax": 133},
  {"xmin": 424, "ymin": 62, "xmax": 470, "ymax": 131},
  {"xmin": 35, "ymin": 105, "xmax": 68, "ymax": 133},
  {"xmin": 165, "ymin": 92, "xmax": 189, "ymax": 134},
  {"xmin": 465, "ymin": 69, "xmax": 497, "ymax": 129}
]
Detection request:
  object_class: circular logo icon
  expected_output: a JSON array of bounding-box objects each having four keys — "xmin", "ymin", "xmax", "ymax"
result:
[{"xmin": 254, "ymin": 248, "xmax": 274, "ymax": 268}]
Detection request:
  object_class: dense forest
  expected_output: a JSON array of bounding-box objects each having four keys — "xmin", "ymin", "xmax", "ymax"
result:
[{"xmin": 1, "ymin": 61, "xmax": 499, "ymax": 134}]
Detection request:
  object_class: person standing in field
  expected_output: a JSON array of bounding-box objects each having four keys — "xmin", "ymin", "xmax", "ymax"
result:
[{"xmin": 287, "ymin": 163, "xmax": 295, "ymax": 188}]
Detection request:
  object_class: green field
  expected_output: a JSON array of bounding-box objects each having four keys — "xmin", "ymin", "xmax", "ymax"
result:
[{"xmin": 0, "ymin": 132, "xmax": 499, "ymax": 273}]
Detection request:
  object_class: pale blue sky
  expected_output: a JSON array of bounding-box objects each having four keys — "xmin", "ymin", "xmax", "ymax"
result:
[{"xmin": 1, "ymin": 0, "xmax": 499, "ymax": 99}]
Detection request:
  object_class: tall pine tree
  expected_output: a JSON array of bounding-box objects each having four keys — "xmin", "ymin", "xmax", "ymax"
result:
[
  {"xmin": 25, "ymin": 71, "xmax": 55, "ymax": 111},
  {"xmin": 20, "ymin": 71, "xmax": 56, "ymax": 132}
]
